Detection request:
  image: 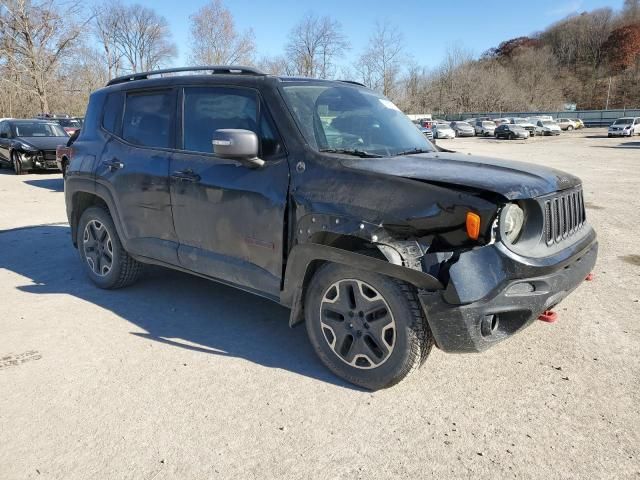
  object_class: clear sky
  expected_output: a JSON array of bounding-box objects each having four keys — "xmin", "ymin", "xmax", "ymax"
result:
[{"xmin": 122, "ymin": 0, "xmax": 624, "ymax": 69}]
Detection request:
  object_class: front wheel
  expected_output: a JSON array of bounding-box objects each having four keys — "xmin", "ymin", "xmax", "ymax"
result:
[
  {"xmin": 77, "ymin": 206, "xmax": 143, "ymax": 289},
  {"xmin": 567, "ymin": 125, "xmax": 574, "ymax": 131},
  {"xmin": 12, "ymin": 152, "xmax": 26, "ymax": 175},
  {"xmin": 305, "ymin": 263, "xmax": 433, "ymax": 390}
]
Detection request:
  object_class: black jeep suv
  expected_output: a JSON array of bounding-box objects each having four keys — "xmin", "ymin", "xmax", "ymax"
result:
[{"xmin": 64, "ymin": 66, "xmax": 597, "ymax": 390}]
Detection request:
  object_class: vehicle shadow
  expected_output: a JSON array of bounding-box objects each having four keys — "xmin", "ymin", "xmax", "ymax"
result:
[
  {"xmin": 0, "ymin": 224, "xmax": 357, "ymax": 390},
  {"xmin": 23, "ymin": 178, "xmax": 64, "ymax": 192},
  {"xmin": 591, "ymin": 141, "xmax": 640, "ymax": 149}
]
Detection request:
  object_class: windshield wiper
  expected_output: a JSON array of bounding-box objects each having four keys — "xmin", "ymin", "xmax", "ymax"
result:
[
  {"xmin": 319, "ymin": 148, "xmax": 383, "ymax": 158},
  {"xmin": 393, "ymin": 148, "xmax": 433, "ymax": 156}
]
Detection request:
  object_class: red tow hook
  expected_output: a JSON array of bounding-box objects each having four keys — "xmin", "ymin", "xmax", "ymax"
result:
[
  {"xmin": 538, "ymin": 310, "xmax": 558, "ymax": 323},
  {"xmin": 585, "ymin": 272, "xmax": 595, "ymax": 281}
]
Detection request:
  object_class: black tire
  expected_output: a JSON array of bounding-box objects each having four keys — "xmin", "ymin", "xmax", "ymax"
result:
[
  {"xmin": 61, "ymin": 158, "xmax": 68, "ymax": 178},
  {"xmin": 12, "ymin": 152, "xmax": 26, "ymax": 175},
  {"xmin": 608, "ymin": 134, "xmax": 612, "ymax": 138},
  {"xmin": 77, "ymin": 206, "xmax": 143, "ymax": 289},
  {"xmin": 304, "ymin": 263, "xmax": 433, "ymax": 390},
  {"xmin": 509, "ymin": 132, "xmax": 515, "ymax": 140}
]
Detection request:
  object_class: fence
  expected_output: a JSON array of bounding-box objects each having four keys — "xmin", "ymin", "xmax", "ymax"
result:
[{"xmin": 438, "ymin": 109, "xmax": 640, "ymax": 127}]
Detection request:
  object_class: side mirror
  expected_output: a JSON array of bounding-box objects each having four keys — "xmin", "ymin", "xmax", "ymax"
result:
[{"xmin": 212, "ymin": 129, "xmax": 264, "ymax": 168}]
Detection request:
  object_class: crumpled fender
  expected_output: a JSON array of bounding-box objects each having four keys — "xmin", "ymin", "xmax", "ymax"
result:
[{"xmin": 281, "ymin": 242, "xmax": 443, "ymax": 327}]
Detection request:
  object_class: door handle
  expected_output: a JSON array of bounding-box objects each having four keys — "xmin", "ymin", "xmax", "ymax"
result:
[
  {"xmin": 171, "ymin": 169, "xmax": 200, "ymax": 182},
  {"xmin": 103, "ymin": 159, "xmax": 124, "ymax": 171}
]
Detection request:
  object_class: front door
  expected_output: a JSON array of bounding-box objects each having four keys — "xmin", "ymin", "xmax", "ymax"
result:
[
  {"xmin": 169, "ymin": 86, "xmax": 289, "ymax": 298},
  {"xmin": 0, "ymin": 121, "xmax": 11, "ymax": 163},
  {"xmin": 96, "ymin": 89, "xmax": 179, "ymax": 264}
]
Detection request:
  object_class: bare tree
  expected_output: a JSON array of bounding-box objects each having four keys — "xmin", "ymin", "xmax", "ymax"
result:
[
  {"xmin": 256, "ymin": 55, "xmax": 296, "ymax": 76},
  {"xmin": 355, "ymin": 21, "xmax": 405, "ymax": 98},
  {"xmin": 92, "ymin": 2, "xmax": 124, "ymax": 80},
  {"xmin": 285, "ymin": 12, "xmax": 348, "ymax": 78},
  {"xmin": 111, "ymin": 4, "xmax": 176, "ymax": 73},
  {"xmin": 188, "ymin": 0, "xmax": 255, "ymax": 65},
  {"xmin": 0, "ymin": 0, "xmax": 85, "ymax": 112}
]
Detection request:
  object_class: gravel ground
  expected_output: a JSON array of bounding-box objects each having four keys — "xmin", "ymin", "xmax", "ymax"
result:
[{"xmin": 1, "ymin": 128, "xmax": 638, "ymax": 479}]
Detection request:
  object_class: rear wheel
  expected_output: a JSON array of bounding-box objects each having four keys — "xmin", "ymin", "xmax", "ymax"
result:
[
  {"xmin": 509, "ymin": 132, "xmax": 515, "ymax": 140},
  {"xmin": 77, "ymin": 206, "xmax": 143, "ymax": 289},
  {"xmin": 567, "ymin": 125, "xmax": 574, "ymax": 131},
  {"xmin": 305, "ymin": 263, "xmax": 433, "ymax": 390}
]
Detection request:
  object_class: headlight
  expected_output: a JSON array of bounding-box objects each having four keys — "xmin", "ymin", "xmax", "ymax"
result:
[
  {"xmin": 18, "ymin": 142, "xmax": 35, "ymax": 151},
  {"xmin": 501, "ymin": 204, "xmax": 525, "ymax": 243}
]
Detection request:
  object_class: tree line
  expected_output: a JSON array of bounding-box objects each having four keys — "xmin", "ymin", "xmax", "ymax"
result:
[{"xmin": 0, "ymin": 0, "xmax": 639, "ymax": 118}]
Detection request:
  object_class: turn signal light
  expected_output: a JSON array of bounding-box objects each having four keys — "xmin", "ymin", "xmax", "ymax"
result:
[{"xmin": 466, "ymin": 212, "xmax": 481, "ymax": 240}]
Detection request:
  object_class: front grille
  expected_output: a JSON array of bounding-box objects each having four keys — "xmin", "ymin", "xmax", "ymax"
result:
[
  {"xmin": 42, "ymin": 150, "xmax": 56, "ymax": 161},
  {"xmin": 544, "ymin": 188, "xmax": 586, "ymax": 245}
]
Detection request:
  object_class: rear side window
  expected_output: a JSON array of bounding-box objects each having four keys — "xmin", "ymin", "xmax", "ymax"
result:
[
  {"xmin": 102, "ymin": 92, "xmax": 123, "ymax": 135},
  {"xmin": 122, "ymin": 91, "xmax": 173, "ymax": 149}
]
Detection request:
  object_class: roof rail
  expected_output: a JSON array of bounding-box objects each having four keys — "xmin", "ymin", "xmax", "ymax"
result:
[
  {"xmin": 339, "ymin": 80, "xmax": 367, "ymax": 87},
  {"xmin": 106, "ymin": 66, "xmax": 266, "ymax": 86}
]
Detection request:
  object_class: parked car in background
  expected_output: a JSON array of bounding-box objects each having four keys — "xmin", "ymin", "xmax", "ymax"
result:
[
  {"xmin": 556, "ymin": 118, "xmax": 577, "ymax": 131},
  {"xmin": 608, "ymin": 117, "xmax": 640, "ymax": 137},
  {"xmin": 535, "ymin": 119, "xmax": 562, "ymax": 136},
  {"xmin": 473, "ymin": 120, "xmax": 497, "ymax": 137},
  {"xmin": 509, "ymin": 118, "xmax": 536, "ymax": 137},
  {"xmin": 417, "ymin": 125, "xmax": 433, "ymax": 140},
  {"xmin": 492, "ymin": 118, "xmax": 510, "ymax": 126},
  {"xmin": 433, "ymin": 123, "xmax": 455, "ymax": 139},
  {"xmin": 56, "ymin": 129, "xmax": 80, "ymax": 177},
  {"xmin": 450, "ymin": 121, "xmax": 475, "ymax": 137},
  {"xmin": 571, "ymin": 118, "xmax": 585, "ymax": 129},
  {"xmin": 54, "ymin": 117, "xmax": 84, "ymax": 135},
  {"xmin": 495, "ymin": 123, "xmax": 530, "ymax": 140},
  {"xmin": 0, "ymin": 119, "xmax": 68, "ymax": 174}
]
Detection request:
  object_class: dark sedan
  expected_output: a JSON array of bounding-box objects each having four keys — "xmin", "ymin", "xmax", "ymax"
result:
[
  {"xmin": 495, "ymin": 123, "xmax": 530, "ymax": 140},
  {"xmin": 0, "ymin": 119, "xmax": 69, "ymax": 174}
]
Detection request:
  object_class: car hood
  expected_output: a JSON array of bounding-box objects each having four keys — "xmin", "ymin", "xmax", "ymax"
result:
[
  {"xmin": 342, "ymin": 152, "xmax": 581, "ymax": 200},
  {"xmin": 17, "ymin": 136, "xmax": 68, "ymax": 150}
]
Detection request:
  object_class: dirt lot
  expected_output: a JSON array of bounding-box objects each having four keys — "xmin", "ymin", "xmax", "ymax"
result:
[{"xmin": 1, "ymin": 128, "xmax": 638, "ymax": 479}]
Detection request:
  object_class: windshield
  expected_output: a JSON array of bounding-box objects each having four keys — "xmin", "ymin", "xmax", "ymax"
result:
[
  {"xmin": 542, "ymin": 121, "xmax": 557, "ymax": 126},
  {"xmin": 282, "ymin": 84, "xmax": 435, "ymax": 156},
  {"xmin": 57, "ymin": 118, "xmax": 82, "ymax": 128},
  {"xmin": 513, "ymin": 119, "xmax": 528, "ymax": 124},
  {"xmin": 457, "ymin": 122, "xmax": 471, "ymax": 128},
  {"xmin": 13, "ymin": 122, "xmax": 67, "ymax": 137},
  {"xmin": 482, "ymin": 121, "xmax": 496, "ymax": 127},
  {"xmin": 613, "ymin": 118, "xmax": 633, "ymax": 125}
]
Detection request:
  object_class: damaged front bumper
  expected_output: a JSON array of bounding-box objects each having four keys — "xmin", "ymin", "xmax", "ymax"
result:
[{"xmin": 418, "ymin": 228, "xmax": 598, "ymax": 353}]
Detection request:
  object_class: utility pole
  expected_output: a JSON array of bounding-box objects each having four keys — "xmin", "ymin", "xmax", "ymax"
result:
[{"xmin": 605, "ymin": 76, "xmax": 612, "ymax": 109}]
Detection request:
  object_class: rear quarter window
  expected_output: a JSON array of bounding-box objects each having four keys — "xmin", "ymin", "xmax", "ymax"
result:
[{"xmin": 102, "ymin": 92, "xmax": 123, "ymax": 135}]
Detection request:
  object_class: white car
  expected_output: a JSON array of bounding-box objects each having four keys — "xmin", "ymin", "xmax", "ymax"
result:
[
  {"xmin": 433, "ymin": 123, "xmax": 455, "ymax": 139},
  {"xmin": 557, "ymin": 118, "xmax": 577, "ymax": 131},
  {"xmin": 473, "ymin": 120, "xmax": 497, "ymax": 136},
  {"xmin": 535, "ymin": 120, "xmax": 562, "ymax": 136},
  {"xmin": 608, "ymin": 117, "xmax": 640, "ymax": 137}
]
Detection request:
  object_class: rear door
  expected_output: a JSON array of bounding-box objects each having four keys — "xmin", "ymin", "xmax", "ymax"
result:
[
  {"xmin": 96, "ymin": 89, "xmax": 179, "ymax": 264},
  {"xmin": 169, "ymin": 85, "xmax": 289, "ymax": 298}
]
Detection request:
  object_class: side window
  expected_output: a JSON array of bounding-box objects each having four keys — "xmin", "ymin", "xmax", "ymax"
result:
[
  {"xmin": 122, "ymin": 91, "xmax": 173, "ymax": 149},
  {"xmin": 0, "ymin": 122, "xmax": 7, "ymax": 138},
  {"xmin": 102, "ymin": 92, "xmax": 123, "ymax": 135},
  {"xmin": 182, "ymin": 87, "xmax": 281, "ymax": 158}
]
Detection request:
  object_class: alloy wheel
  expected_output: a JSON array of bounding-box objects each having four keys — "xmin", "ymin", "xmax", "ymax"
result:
[
  {"xmin": 82, "ymin": 219, "xmax": 114, "ymax": 276},
  {"xmin": 319, "ymin": 279, "xmax": 396, "ymax": 369}
]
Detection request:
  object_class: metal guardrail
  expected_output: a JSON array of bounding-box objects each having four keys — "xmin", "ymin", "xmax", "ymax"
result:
[{"xmin": 438, "ymin": 109, "xmax": 640, "ymax": 127}]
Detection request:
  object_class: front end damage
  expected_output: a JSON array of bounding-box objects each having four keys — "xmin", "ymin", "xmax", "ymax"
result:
[{"xmin": 288, "ymin": 202, "xmax": 597, "ymax": 353}]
